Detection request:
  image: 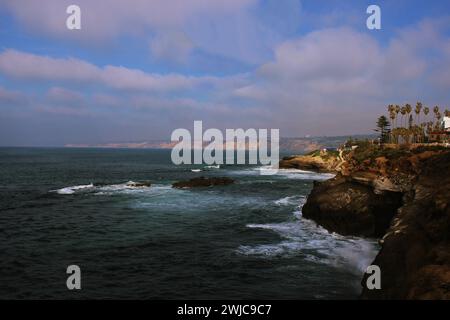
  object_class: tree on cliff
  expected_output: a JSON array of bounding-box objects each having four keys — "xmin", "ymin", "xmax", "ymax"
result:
[{"xmin": 375, "ymin": 115, "xmax": 391, "ymax": 144}]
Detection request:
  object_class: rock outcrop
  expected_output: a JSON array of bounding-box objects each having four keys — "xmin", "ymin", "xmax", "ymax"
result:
[
  {"xmin": 300, "ymin": 144, "xmax": 450, "ymax": 299},
  {"xmin": 360, "ymin": 151, "xmax": 450, "ymax": 299},
  {"xmin": 279, "ymin": 149, "xmax": 344, "ymax": 173},
  {"xmin": 302, "ymin": 176, "xmax": 403, "ymax": 237},
  {"xmin": 126, "ymin": 181, "xmax": 152, "ymax": 188},
  {"xmin": 172, "ymin": 177, "xmax": 234, "ymax": 188}
]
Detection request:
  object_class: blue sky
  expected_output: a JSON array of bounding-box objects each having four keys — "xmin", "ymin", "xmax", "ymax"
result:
[{"xmin": 1, "ymin": 0, "xmax": 450, "ymax": 146}]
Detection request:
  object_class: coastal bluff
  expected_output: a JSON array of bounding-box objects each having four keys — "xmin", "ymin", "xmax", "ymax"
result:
[
  {"xmin": 289, "ymin": 144, "xmax": 450, "ymax": 299},
  {"xmin": 279, "ymin": 149, "xmax": 344, "ymax": 172}
]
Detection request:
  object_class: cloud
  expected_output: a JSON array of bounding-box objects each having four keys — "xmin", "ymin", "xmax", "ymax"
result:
[
  {"xmin": 0, "ymin": 86, "xmax": 28, "ymax": 106},
  {"xmin": 150, "ymin": 30, "xmax": 194, "ymax": 64},
  {"xmin": 260, "ymin": 28, "xmax": 381, "ymax": 81},
  {"xmin": 0, "ymin": 49, "xmax": 244, "ymax": 93},
  {"xmin": 46, "ymin": 87, "xmax": 84, "ymax": 103},
  {"xmin": 232, "ymin": 23, "xmax": 450, "ymax": 136},
  {"xmin": 1, "ymin": 0, "xmax": 257, "ymax": 38},
  {"xmin": 2, "ymin": 11, "xmax": 450, "ymax": 144},
  {"xmin": 0, "ymin": 0, "xmax": 300, "ymax": 65}
]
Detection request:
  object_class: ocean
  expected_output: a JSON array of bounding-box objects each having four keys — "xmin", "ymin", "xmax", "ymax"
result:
[{"xmin": 0, "ymin": 148, "xmax": 378, "ymax": 299}]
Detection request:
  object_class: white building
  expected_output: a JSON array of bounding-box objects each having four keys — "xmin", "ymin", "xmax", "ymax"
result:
[{"xmin": 444, "ymin": 116, "xmax": 450, "ymax": 132}]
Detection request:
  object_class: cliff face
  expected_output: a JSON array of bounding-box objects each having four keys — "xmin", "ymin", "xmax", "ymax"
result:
[
  {"xmin": 300, "ymin": 146, "xmax": 450, "ymax": 299},
  {"xmin": 279, "ymin": 150, "xmax": 344, "ymax": 172},
  {"xmin": 361, "ymin": 152, "xmax": 450, "ymax": 299},
  {"xmin": 302, "ymin": 176, "xmax": 403, "ymax": 237}
]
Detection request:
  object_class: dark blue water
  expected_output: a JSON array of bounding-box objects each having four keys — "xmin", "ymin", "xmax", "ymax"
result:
[{"xmin": 0, "ymin": 148, "xmax": 378, "ymax": 299}]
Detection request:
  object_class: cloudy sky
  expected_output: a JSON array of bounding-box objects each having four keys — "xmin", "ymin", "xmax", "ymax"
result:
[{"xmin": 0, "ymin": 0, "xmax": 450, "ymax": 146}]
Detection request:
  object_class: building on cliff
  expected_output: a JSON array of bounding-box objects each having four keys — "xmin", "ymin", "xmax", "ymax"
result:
[
  {"xmin": 428, "ymin": 116, "xmax": 450, "ymax": 143},
  {"xmin": 444, "ymin": 116, "xmax": 450, "ymax": 132},
  {"xmin": 428, "ymin": 131, "xmax": 450, "ymax": 143}
]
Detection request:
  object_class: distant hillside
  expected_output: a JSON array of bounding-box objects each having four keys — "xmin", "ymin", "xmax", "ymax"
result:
[{"xmin": 65, "ymin": 135, "xmax": 377, "ymax": 154}]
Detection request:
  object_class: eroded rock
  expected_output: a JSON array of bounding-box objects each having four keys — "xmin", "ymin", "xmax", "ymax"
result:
[
  {"xmin": 172, "ymin": 177, "xmax": 234, "ymax": 188},
  {"xmin": 302, "ymin": 175, "xmax": 403, "ymax": 237}
]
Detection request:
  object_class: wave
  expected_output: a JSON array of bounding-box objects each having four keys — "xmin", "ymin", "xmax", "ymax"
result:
[
  {"xmin": 191, "ymin": 169, "xmax": 202, "ymax": 172},
  {"xmin": 204, "ymin": 165, "xmax": 220, "ymax": 169},
  {"xmin": 52, "ymin": 183, "xmax": 94, "ymax": 195},
  {"xmin": 51, "ymin": 181, "xmax": 154, "ymax": 195},
  {"xmin": 238, "ymin": 210, "xmax": 379, "ymax": 275},
  {"xmin": 227, "ymin": 166, "xmax": 334, "ymax": 181},
  {"xmin": 276, "ymin": 168, "xmax": 335, "ymax": 181},
  {"xmin": 274, "ymin": 195, "xmax": 306, "ymax": 206}
]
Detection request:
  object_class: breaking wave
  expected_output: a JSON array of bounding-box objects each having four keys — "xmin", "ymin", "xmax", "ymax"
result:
[
  {"xmin": 51, "ymin": 183, "xmax": 94, "ymax": 195},
  {"xmin": 238, "ymin": 210, "xmax": 379, "ymax": 275},
  {"xmin": 274, "ymin": 195, "xmax": 306, "ymax": 206},
  {"xmin": 51, "ymin": 181, "xmax": 154, "ymax": 195}
]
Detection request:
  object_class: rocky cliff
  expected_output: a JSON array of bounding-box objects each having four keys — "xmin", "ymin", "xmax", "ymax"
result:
[
  {"xmin": 279, "ymin": 149, "xmax": 344, "ymax": 172},
  {"xmin": 300, "ymin": 144, "xmax": 450, "ymax": 299}
]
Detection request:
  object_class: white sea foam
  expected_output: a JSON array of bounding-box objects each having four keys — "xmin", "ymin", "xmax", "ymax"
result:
[
  {"xmin": 94, "ymin": 182, "xmax": 158, "ymax": 195},
  {"xmin": 276, "ymin": 168, "xmax": 335, "ymax": 181},
  {"xmin": 52, "ymin": 183, "xmax": 94, "ymax": 195},
  {"xmin": 274, "ymin": 195, "xmax": 306, "ymax": 206},
  {"xmin": 191, "ymin": 169, "xmax": 202, "ymax": 172},
  {"xmin": 204, "ymin": 165, "xmax": 220, "ymax": 169},
  {"xmin": 52, "ymin": 180, "xmax": 157, "ymax": 195},
  {"xmin": 228, "ymin": 166, "xmax": 334, "ymax": 181},
  {"xmin": 239, "ymin": 210, "xmax": 379, "ymax": 275}
]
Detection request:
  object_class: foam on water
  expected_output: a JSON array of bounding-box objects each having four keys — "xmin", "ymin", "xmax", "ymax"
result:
[
  {"xmin": 204, "ymin": 165, "xmax": 220, "ymax": 169},
  {"xmin": 274, "ymin": 195, "xmax": 305, "ymax": 206},
  {"xmin": 52, "ymin": 183, "xmax": 94, "ymax": 195},
  {"xmin": 276, "ymin": 168, "xmax": 335, "ymax": 181},
  {"xmin": 95, "ymin": 183, "xmax": 168, "ymax": 196},
  {"xmin": 227, "ymin": 166, "xmax": 335, "ymax": 181},
  {"xmin": 51, "ymin": 181, "xmax": 157, "ymax": 195},
  {"xmin": 238, "ymin": 209, "xmax": 379, "ymax": 275}
]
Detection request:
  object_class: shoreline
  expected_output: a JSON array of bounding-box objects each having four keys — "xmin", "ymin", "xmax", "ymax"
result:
[{"xmin": 285, "ymin": 144, "xmax": 450, "ymax": 299}]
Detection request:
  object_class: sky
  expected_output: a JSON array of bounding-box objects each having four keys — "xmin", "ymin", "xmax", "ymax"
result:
[{"xmin": 0, "ymin": 0, "xmax": 450, "ymax": 146}]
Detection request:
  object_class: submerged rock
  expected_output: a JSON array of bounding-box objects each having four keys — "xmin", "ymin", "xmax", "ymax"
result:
[
  {"xmin": 125, "ymin": 181, "xmax": 152, "ymax": 188},
  {"xmin": 172, "ymin": 177, "xmax": 234, "ymax": 188}
]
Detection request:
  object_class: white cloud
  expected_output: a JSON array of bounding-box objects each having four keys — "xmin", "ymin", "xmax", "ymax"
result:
[
  {"xmin": 0, "ymin": 49, "xmax": 245, "ymax": 93},
  {"xmin": 1, "ymin": 0, "xmax": 257, "ymax": 38},
  {"xmin": 0, "ymin": 0, "xmax": 299, "ymax": 65},
  {"xmin": 150, "ymin": 30, "xmax": 194, "ymax": 64},
  {"xmin": 232, "ymin": 23, "xmax": 450, "ymax": 136}
]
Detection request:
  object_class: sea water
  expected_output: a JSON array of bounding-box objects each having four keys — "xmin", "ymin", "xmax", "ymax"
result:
[{"xmin": 0, "ymin": 148, "xmax": 378, "ymax": 299}]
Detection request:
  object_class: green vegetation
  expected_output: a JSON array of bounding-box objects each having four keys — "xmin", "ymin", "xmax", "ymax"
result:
[
  {"xmin": 306, "ymin": 149, "xmax": 339, "ymax": 160},
  {"xmin": 350, "ymin": 143, "xmax": 408, "ymax": 163},
  {"xmin": 374, "ymin": 115, "xmax": 390, "ymax": 143},
  {"xmin": 385, "ymin": 103, "xmax": 450, "ymax": 144},
  {"xmin": 343, "ymin": 138, "xmax": 448, "ymax": 165}
]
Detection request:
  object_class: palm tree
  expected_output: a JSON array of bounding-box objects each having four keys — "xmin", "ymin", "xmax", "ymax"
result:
[
  {"xmin": 420, "ymin": 122, "xmax": 426, "ymax": 143},
  {"xmin": 405, "ymin": 103, "xmax": 412, "ymax": 117},
  {"xmin": 423, "ymin": 106, "xmax": 430, "ymax": 124},
  {"xmin": 433, "ymin": 105, "xmax": 440, "ymax": 118},
  {"xmin": 387, "ymin": 104, "xmax": 394, "ymax": 114},
  {"xmin": 388, "ymin": 111, "xmax": 396, "ymax": 143},
  {"xmin": 400, "ymin": 106, "xmax": 407, "ymax": 128},
  {"xmin": 405, "ymin": 104, "xmax": 412, "ymax": 133},
  {"xmin": 436, "ymin": 112, "xmax": 442, "ymax": 131},
  {"xmin": 415, "ymin": 102, "xmax": 422, "ymax": 125},
  {"xmin": 395, "ymin": 105, "xmax": 400, "ymax": 128}
]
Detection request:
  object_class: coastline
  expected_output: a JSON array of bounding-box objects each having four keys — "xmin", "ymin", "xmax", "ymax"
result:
[{"xmin": 286, "ymin": 144, "xmax": 450, "ymax": 299}]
